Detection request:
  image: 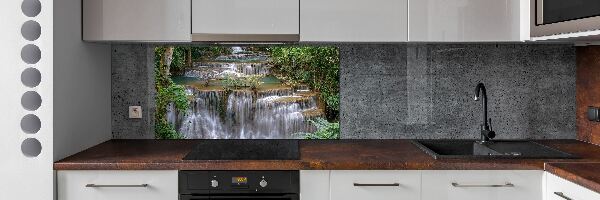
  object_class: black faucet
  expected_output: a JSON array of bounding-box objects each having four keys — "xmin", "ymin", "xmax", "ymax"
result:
[{"xmin": 474, "ymin": 83, "xmax": 495, "ymax": 143}]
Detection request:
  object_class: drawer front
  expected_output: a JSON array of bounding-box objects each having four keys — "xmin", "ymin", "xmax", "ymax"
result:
[
  {"xmin": 546, "ymin": 172, "xmax": 600, "ymax": 200},
  {"xmin": 422, "ymin": 170, "xmax": 543, "ymax": 200},
  {"xmin": 330, "ymin": 170, "xmax": 420, "ymax": 200},
  {"xmin": 57, "ymin": 170, "xmax": 178, "ymax": 200},
  {"xmin": 300, "ymin": 171, "xmax": 330, "ymax": 200}
]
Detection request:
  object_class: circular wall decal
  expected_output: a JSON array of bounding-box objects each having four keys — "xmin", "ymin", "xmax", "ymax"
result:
[
  {"xmin": 21, "ymin": 0, "xmax": 41, "ymax": 17},
  {"xmin": 21, "ymin": 44, "xmax": 41, "ymax": 64},
  {"xmin": 20, "ymin": 114, "xmax": 41, "ymax": 134},
  {"xmin": 21, "ymin": 20, "xmax": 41, "ymax": 41},
  {"xmin": 21, "ymin": 68, "xmax": 41, "ymax": 88},
  {"xmin": 21, "ymin": 91, "xmax": 42, "ymax": 111},
  {"xmin": 21, "ymin": 138, "xmax": 42, "ymax": 157}
]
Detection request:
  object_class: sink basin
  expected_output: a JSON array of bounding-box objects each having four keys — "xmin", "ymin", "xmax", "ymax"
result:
[{"xmin": 411, "ymin": 140, "xmax": 577, "ymax": 159}]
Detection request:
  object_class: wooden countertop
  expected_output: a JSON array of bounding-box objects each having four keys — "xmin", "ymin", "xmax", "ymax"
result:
[
  {"xmin": 54, "ymin": 139, "xmax": 600, "ymax": 193},
  {"xmin": 54, "ymin": 139, "xmax": 600, "ymax": 170},
  {"xmin": 545, "ymin": 162, "xmax": 600, "ymax": 194}
]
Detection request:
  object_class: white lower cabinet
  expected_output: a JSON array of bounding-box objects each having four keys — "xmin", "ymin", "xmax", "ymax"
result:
[
  {"xmin": 301, "ymin": 171, "xmax": 331, "ymax": 200},
  {"xmin": 57, "ymin": 170, "xmax": 178, "ymax": 200},
  {"xmin": 330, "ymin": 170, "xmax": 421, "ymax": 200},
  {"xmin": 421, "ymin": 170, "xmax": 543, "ymax": 200},
  {"xmin": 57, "ymin": 170, "xmax": 600, "ymax": 200},
  {"xmin": 301, "ymin": 170, "xmax": 546, "ymax": 200},
  {"xmin": 546, "ymin": 172, "xmax": 600, "ymax": 200}
]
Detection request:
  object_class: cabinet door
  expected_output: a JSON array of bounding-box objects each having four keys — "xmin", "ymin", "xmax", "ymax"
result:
[
  {"xmin": 57, "ymin": 170, "xmax": 178, "ymax": 200},
  {"xmin": 546, "ymin": 172, "xmax": 600, "ymax": 200},
  {"xmin": 300, "ymin": 171, "xmax": 330, "ymax": 200},
  {"xmin": 409, "ymin": 0, "xmax": 529, "ymax": 42},
  {"xmin": 300, "ymin": 0, "xmax": 408, "ymax": 42},
  {"xmin": 191, "ymin": 0, "xmax": 299, "ymax": 41},
  {"xmin": 422, "ymin": 170, "xmax": 543, "ymax": 200},
  {"xmin": 330, "ymin": 170, "xmax": 420, "ymax": 200},
  {"xmin": 82, "ymin": 0, "xmax": 191, "ymax": 41}
]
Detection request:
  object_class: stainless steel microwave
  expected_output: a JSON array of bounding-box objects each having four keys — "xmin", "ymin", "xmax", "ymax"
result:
[{"xmin": 532, "ymin": 0, "xmax": 600, "ymax": 37}]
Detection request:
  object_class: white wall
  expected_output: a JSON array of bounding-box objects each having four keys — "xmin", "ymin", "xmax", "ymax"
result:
[
  {"xmin": 0, "ymin": 0, "xmax": 110, "ymax": 198},
  {"xmin": 0, "ymin": 0, "xmax": 54, "ymax": 199},
  {"xmin": 53, "ymin": 0, "xmax": 112, "ymax": 161}
]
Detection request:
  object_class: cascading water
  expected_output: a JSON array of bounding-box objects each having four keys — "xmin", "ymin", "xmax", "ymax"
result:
[
  {"xmin": 168, "ymin": 47, "xmax": 322, "ymax": 139},
  {"xmin": 173, "ymin": 87, "xmax": 319, "ymax": 139},
  {"xmin": 185, "ymin": 63, "xmax": 270, "ymax": 79}
]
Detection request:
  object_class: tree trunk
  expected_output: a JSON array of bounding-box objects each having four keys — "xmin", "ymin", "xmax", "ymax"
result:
[
  {"xmin": 187, "ymin": 47, "xmax": 192, "ymax": 68},
  {"xmin": 163, "ymin": 46, "xmax": 174, "ymax": 76}
]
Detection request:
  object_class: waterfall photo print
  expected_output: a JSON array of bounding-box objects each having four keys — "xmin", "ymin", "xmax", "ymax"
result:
[{"xmin": 154, "ymin": 46, "xmax": 340, "ymax": 139}]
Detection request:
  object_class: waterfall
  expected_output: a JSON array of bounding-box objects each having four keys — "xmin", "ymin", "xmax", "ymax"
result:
[
  {"xmin": 177, "ymin": 89, "xmax": 227, "ymax": 139},
  {"xmin": 171, "ymin": 87, "xmax": 320, "ymax": 139},
  {"xmin": 238, "ymin": 63, "xmax": 270, "ymax": 75},
  {"xmin": 185, "ymin": 63, "xmax": 270, "ymax": 79},
  {"xmin": 231, "ymin": 47, "xmax": 243, "ymax": 54},
  {"xmin": 168, "ymin": 47, "xmax": 323, "ymax": 139}
]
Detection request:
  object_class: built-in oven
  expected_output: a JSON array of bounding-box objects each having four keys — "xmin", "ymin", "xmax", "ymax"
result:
[
  {"xmin": 179, "ymin": 171, "xmax": 299, "ymax": 200},
  {"xmin": 532, "ymin": 0, "xmax": 600, "ymax": 37}
]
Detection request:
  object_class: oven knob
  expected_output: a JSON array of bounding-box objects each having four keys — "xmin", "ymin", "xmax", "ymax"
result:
[
  {"xmin": 210, "ymin": 179, "xmax": 219, "ymax": 188},
  {"xmin": 259, "ymin": 179, "xmax": 268, "ymax": 188}
]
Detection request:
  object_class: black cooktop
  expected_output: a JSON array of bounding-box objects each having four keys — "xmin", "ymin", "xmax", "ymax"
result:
[{"xmin": 183, "ymin": 140, "xmax": 300, "ymax": 160}]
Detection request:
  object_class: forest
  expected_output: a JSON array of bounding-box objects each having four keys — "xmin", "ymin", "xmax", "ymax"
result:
[{"xmin": 154, "ymin": 46, "xmax": 340, "ymax": 139}]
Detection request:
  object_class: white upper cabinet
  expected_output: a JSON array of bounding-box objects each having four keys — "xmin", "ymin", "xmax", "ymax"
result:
[
  {"xmin": 191, "ymin": 0, "xmax": 300, "ymax": 41},
  {"xmin": 300, "ymin": 0, "xmax": 408, "ymax": 42},
  {"xmin": 82, "ymin": 0, "xmax": 191, "ymax": 42},
  {"xmin": 80, "ymin": 0, "xmax": 534, "ymax": 42},
  {"xmin": 408, "ymin": 0, "xmax": 530, "ymax": 42}
]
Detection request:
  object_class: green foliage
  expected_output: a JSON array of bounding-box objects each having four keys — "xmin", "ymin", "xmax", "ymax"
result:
[
  {"xmin": 218, "ymin": 89, "xmax": 232, "ymax": 121},
  {"xmin": 154, "ymin": 46, "xmax": 191, "ymax": 139},
  {"xmin": 295, "ymin": 117, "xmax": 340, "ymax": 139},
  {"xmin": 171, "ymin": 46, "xmax": 187, "ymax": 72},
  {"xmin": 269, "ymin": 46, "xmax": 340, "ymax": 120},
  {"xmin": 222, "ymin": 74, "xmax": 264, "ymax": 90},
  {"xmin": 325, "ymin": 93, "xmax": 339, "ymax": 112},
  {"xmin": 156, "ymin": 84, "xmax": 189, "ymax": 113},
  {"xmin": 192, "ymin": 46, "xmax": 232, "ymax": 61},
  {"xmin": 245, "ymin": 75, "xmax": 264, "ymax": 90},
  {"xmin": 222, "ymin": 75, "xmax": 245, "ymax": 89},
  {"xmin": 155, "ymin": 121, "xmax": 183, "ymax": 139},
  {"xmin": 154, "ymin": 46, "xmax": 188, "ymax": 75}
]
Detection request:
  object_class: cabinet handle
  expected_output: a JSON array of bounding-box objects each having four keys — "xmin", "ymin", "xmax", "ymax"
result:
[
  {"xmin": 353, "ymin": 183, "xmax": 400, "ymax": 187},
  {"xmin": 85, "ymin": 184, "xmax": 149, "ymax": 188},
  {"xmin": 451, "ymin": 182, "xmax": 514, "ymax": 188},
  {"xmin": 554, "ymin": 192, "xmax": 573, "ymax": 200}
]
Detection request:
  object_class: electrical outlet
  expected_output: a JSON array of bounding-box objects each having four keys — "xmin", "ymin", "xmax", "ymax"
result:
[
  {"xmin": 129, "ymin": 106, "xmax": 142, "ymax": 119},
  {"xmin": 588, "ymin": 106, "xmax": 600, "ymax": 122}
]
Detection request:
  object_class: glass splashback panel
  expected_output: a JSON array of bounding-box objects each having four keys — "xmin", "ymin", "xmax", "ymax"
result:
[{"xmin": 154, "ymin": 46, "xmax": 339, "ymax": 139}]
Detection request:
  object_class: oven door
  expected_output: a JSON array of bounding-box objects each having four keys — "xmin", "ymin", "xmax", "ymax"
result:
[
  {"xmin": 532, "ymin": 0, "xmax": 600, "ymax": 37},
  {"xmin": 180, "ymin": 194, "xmax": 299, "ymax": 200}
]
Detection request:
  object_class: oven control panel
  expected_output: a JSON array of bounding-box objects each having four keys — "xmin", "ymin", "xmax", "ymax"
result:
[
  {"xmin": 179, "ymin": 171, "xmax": 299, "ymax": 194},
  {"xmin": 231, "ymin": 176, "xmax": 249, "ymax": 188}
]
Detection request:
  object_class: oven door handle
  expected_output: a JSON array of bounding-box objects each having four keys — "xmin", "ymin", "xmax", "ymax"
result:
[
  {"xmin": 179, "ymin": 195, "xmax": 209, "ymax": 200},
  {"xmin": 180, "ymin": 194, "xmax": 298, "ymax": 200}
]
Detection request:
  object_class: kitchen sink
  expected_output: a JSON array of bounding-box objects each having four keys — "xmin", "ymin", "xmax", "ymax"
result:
[{"xmin": 411, "ymin": 140, "xmax": 577, "ymax": 159}]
